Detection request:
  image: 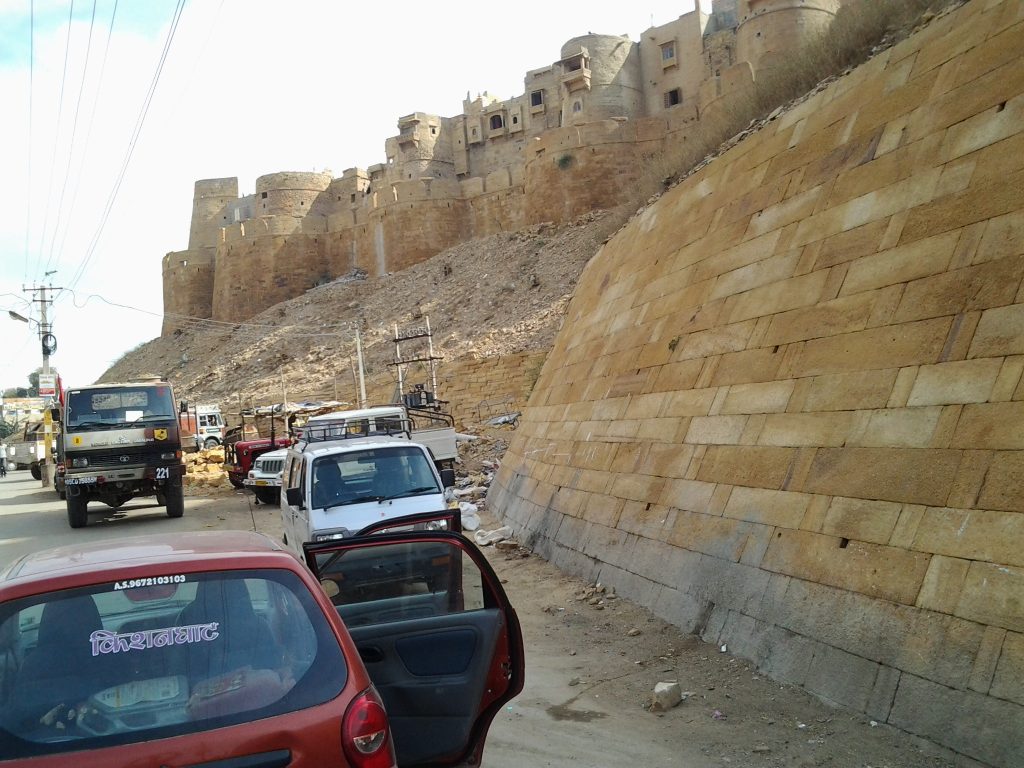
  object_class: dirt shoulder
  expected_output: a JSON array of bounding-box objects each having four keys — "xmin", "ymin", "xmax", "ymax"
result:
[{"xmin": 201, "ymin": 483, "xmax": 968, "ymax": 768}]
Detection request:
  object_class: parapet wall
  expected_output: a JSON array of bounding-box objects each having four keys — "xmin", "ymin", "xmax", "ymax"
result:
[{"xmin": 489, "ymin": 1, "xmax": 1024, "ymax": 764}]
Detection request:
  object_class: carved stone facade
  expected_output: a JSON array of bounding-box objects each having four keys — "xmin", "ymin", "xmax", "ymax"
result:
[{"xmin": 162, "ymin": 0, "xmax": 843, "ymax": 333}]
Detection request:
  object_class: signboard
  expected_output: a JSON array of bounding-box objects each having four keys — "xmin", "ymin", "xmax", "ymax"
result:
[{"xmin": 38, "ymin": 374, "xmax": 57, "ymax": 398}]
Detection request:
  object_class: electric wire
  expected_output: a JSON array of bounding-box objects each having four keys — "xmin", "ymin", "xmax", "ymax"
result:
[
  {"xmin": 23, "ymin": 0, "xmax": 34, "ymax": 282},
  {"xmin": 42, "ymin": 0, "xmax": 100, "ymax": 280},
  {"xmin": 34, "ymin": 0, "xmax": 77, "ymax": 282},
  {"xmin": 66, "ymin": 0, "xmax": 187, "ymax": 293},
  {"xmin": 53, "ymin": 0, "xmax": 119, "ymax": 271},
  {"xmin": 62, "ymin": 289, "xmax": 360, "ymax": 341}
]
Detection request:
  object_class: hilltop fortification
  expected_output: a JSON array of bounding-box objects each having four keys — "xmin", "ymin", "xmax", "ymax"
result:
[{"xmin": 162, "ymin": 0, "xmax": 842, "ymax": 333}]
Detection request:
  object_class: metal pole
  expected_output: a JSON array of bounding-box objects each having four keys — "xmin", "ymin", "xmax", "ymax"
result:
[
  {"xmin": 39, "ymin": 285, "xmax": 52, "ymax": 488},
  {"xmin": 393, "ymin": 322, "xmax": 404, "ymax": 402},
  {"xmin": 355, "ymin": 330, "xmax": 367, "ymax": 409},
  {"xmin": 426, "ymin": 315, "xmax": 439, "ymax": 404}
]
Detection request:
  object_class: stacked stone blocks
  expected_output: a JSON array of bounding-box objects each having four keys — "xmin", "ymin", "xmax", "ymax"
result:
[{"xmin": 489, "ymin": 1, "xmax": 1024, "ymax": 764}]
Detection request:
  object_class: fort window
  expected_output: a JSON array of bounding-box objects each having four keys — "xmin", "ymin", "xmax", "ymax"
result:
[
  {"xmin": 664, "ymin": 88, "xmax": 682, "ymax": 108},
  {"xmin": 572, "ymin": 101, "xmax": 582, "ymax": 113},
  {"xmin": 430, "ymin": 126, "xmax": 437, "ymax": 135},
  {"xmin": 660, "ymin": 42, "xmax": 676, "ymax": 66},
  {"xmin": 350, "ymin": 193, "xmax": 356, "ymax": 203},
  {"xmin": 512, "ymin": 115, "xmax": 519, "ymax": 125},
  {"xmin": 530, "ymin": 90, "xmax": 544, "ymax": 107},
  {"xmin": 261, "ymin": 192, "xmax": 268, "ymax": 199},
  {"xmin": 489, "ymin": 114, "xmax": 504, "ymax": 130}
]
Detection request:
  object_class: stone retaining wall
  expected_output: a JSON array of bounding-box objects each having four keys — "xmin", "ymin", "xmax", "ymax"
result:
[{"xmin": 489, "ymin": 2, "xmax": 1024, "ymax": 764}]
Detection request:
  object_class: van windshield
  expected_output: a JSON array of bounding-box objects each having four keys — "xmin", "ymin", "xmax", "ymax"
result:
[{"xmin": 311, "ymin": 445, "xmax": 440, "ymax": 509}]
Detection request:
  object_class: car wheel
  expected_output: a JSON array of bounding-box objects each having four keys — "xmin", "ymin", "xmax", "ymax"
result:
[
  {"xmin": 165, "ymin": 483, "xmax": 185, "ymax": 518},
  {"xmin": 67, "ymin": 494, "xmax": 88, "ymax": 528},
  {"xmin": 255, "ymin": 488, "xmax": 279, "ymax": 505},
  {"xmin": 30, "ymin": 463, "xmax": 41, "ymax": 480},
  {"xmin": 204, "ymin": 438, "xmax": 220, "ymax": 450}
]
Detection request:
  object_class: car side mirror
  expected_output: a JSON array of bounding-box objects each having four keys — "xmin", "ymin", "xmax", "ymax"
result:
[
  {"xmin": 179, "ymin": 401, "xmax": 189, "ymax": 414},
  {"xmin": 440, "ymin": 467, "xmax": 456, "ymax": 488},
  {"xmin": 286, "ymin": 487, "xmax": 304, "ymax": 508}
]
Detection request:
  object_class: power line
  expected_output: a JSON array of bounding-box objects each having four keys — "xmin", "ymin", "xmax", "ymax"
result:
[
  {"xmin": 34, "ymin": 0, "xmax": 77, "ymax": 281},
  {"xmin": 42, "ymin": 0, "xmax": 100, "ymax": 280},
  {"xmin": 23, "ymin": 0, "xmax": 34, "ymax": 283},
  {"xmin": 66, "ymin": 0, "xmax": 187, "ymax": 292},
  {"xmin": 53, "ymin": 0, "xmax": 120, "ymax": 270}
]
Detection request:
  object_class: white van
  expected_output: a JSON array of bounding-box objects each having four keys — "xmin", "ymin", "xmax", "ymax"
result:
[{"xmin": 279, "ymin": 430, "xmax": 456, "ymax": 558}]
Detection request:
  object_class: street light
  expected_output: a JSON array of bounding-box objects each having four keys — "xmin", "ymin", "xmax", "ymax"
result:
[{"xmin": 8, "ymin": 310, "xmax": 30, "ymax": 324}]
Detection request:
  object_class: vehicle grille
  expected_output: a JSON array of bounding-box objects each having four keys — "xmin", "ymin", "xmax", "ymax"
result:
[
  {"xmin": 69, "ymin": 448, "xmax": 168, "ymax": 469},
  {"xmin": 257, "ymin": 459, "xmax": 284, "ymax": 474}
]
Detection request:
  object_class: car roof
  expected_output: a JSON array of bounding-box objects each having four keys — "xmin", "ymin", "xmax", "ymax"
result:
[
  {"xmin": 306, "ymin": 405, "xmax": 406, "ymax": 423},
  {"xmin": 0, "ymin": 530, "xmax": 293, "ymax": 591},
  {"xmin": 291, "ymin": 434, "xmax": 418, "ymax": 460}
]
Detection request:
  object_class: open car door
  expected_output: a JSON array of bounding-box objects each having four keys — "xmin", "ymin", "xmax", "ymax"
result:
[{"xmin": 303, "ymin": 513, "xmax": 524, "ymax": 767}]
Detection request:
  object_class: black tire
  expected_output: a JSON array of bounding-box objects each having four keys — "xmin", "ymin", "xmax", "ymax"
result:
[
  {"xmin": 254, "ymin": 488, "xmax": 280, "ymax": 505},
  {"xmin": 204, "ymin": 438, "xmax": 220, "ymax": 450},
  {"xmin": 67, "ymin": 494, "xmax": 88, "ymax": 529},
  {"xmin": 30, "ymin": 463, "xmax": 41, "ymax": 481},
  {"xmin": 164, "ymin": 483, "xmax": 185, "ymax": 518}
]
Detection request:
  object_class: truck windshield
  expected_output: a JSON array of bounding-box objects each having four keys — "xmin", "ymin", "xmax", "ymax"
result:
[
  {"xmin": 311, "ymin": 445, "xmax": 440, "ymax": 510},
  {"xmin": 66, "ymin": 386, "xmax": 177, "ymax": 429}
]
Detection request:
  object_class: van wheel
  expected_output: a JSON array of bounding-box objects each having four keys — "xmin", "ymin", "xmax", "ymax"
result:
[
  {"xmin": 165, "ymin": 484, "xmax": 185, "ymax": 518},
  {"xmin": 67, "ymin": 495, "xmax": 88, "ymax": 528}
]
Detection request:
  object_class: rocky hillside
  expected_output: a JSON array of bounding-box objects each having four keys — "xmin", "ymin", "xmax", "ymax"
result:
[{"xmin": 104, "ymin": 210, "xmax": 628, "ymax": 406}]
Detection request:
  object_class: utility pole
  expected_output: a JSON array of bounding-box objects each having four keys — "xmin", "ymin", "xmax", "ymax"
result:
[{"xmin": 23, "ymin": 281, "xmax": 62, "ymax": 488}]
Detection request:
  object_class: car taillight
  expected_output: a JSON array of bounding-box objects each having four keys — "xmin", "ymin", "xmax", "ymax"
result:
[{"xmin": 341, "ymin": 687, "xmax": 395, "ymax": 768}]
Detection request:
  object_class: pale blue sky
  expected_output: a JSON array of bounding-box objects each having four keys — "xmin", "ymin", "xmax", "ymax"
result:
[{"xmin": 0, "ymin": 0, "xmax": 705, "ymax": 391}]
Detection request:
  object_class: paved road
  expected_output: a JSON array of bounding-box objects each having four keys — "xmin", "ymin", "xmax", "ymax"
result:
[{"xmin": 0, "ymin": 469, "xmax": 283, "ymax": 568}]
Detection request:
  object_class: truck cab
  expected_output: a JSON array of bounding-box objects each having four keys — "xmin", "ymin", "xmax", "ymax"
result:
[{"xmin": 279, "ymin": 427, "xmax": 456, "ymax": 558}]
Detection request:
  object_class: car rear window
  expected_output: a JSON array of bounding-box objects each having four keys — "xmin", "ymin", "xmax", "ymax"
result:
[{"xmin": 0, "ymin": 569, "xmax": 346, "ymax": 759}]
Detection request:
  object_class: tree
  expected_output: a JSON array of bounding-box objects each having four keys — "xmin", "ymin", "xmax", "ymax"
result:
[
  {"xmin": 2, "ymin": 388, "xmax": 29, "ymax": 398},
  {"xmin": 0, "ymin": 419, "xmax": 14, "ymax": 440}
]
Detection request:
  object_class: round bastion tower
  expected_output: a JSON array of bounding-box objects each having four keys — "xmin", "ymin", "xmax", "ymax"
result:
[
  {"xmin": 162, "ymin": 178, "xmax": 238, "ymax": 335},
  {"xmin": 736, "ymin": 0, "xmax": 842, "ymax": 77},
  {"xmin": 253, "ymin": 171, "xmax": 333, "ymax": 218},
  {"xmin": 558, "ymin": 33, "xmax": 643, "ymax": 125}
]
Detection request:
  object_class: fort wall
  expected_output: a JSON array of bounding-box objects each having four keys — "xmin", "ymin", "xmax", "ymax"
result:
[
  {"xmin": 163, "ymin": 1, "xmax": 845, "ymax": 329},
  {"xmin": 488, "ymin": 1, "xmax": 1024, "ymax": 763}
]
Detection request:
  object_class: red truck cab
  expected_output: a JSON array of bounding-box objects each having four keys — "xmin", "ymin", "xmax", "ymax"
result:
[{"xmin": 224, "ymin": 437, "xmax": 294, "ymax": 488}]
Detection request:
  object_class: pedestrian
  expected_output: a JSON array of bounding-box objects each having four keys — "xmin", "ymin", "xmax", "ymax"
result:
[{"xmin": 0, "ymin": 458, "xmax": 7, "ymax": 478}]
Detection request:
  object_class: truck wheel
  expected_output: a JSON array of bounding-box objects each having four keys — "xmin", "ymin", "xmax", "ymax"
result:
[
  {"xmin": 204, "ymin": 438, "xmax": 220, "ymax": 450},
  {"xmin": 30, "ymin": 463, "xmax": 41, "ymax": 481},
  {"xmin": 67, "ymin": 494, "xmax": 88, "ymax": 528},
  {"xmin": 165, "ymin": 484, "xmax": 185, "ymax": 518}
]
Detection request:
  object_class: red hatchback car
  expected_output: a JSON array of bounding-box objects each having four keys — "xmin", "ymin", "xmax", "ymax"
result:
[{"xmin": 0, "ymin": 516, "xmax": 524, "ymax": 767}]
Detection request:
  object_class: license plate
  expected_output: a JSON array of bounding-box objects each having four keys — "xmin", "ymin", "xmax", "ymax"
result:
[
  {"xmin": 65, "ymin": 477, "xmax": 97, "ymax": 485},
  {"xmin": 255, "ymin": 480, "xmax": 268, "ymax": 486}
]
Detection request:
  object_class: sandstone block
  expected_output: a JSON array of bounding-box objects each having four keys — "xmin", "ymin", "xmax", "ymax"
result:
[
  {"xmin": 971, "ymin": 625, "xmax": 1008, "ymax": 695},
  {"xmin": 894, "ymin": 256, "xmax": 1024, "ymax": 324},
  {"xmin": 802, "ymin": 447, "xmax": 960, "ymax": 506},
  {"xmin": 916, "ymin": 554, "xmax": 970, "ymax": 615},
  {"xmin": 914, "ymin": 506, "xmax": 1024, "ymax": 567},
  {"xmin": 804, "ymin": 369, "xmax": 899, "ymax": 412},
  {"xmin": 761, "ymin": 292, "xmax": 874, "ymax": 347},
  {"xmin": 761, "ymin": 529, "xmax": 930, "ymax": 605},
  {"xmin": 785, "ymin": 317, "xmax": 950, "ymax": 377},
  {"xmin": 856, "ymin": 406, "xmax": 943, "ymax": 448},
  {"xmin": 695, "ymin": 445, "xmax": 797, "ymax": 490},
  {"xmin": 723, "ymin": 270, "xmax": 828, "ymax": 325},
  {"xmin": 723, "ymin": 486, "xmax": 811, "ymax": 529},
  {"xmin": 952, "ymin": 401, "xmax": 1024, "ymax": 449},
  {"xmin": 841, "ymin": 231, "xmax": 959, "ymax": 296},
  {"xmin": 956, "ymin": 561, "xmax": 1024, "ymax": 632},
  {"xmin": 907, "ymin": 358, "xmax": 1002, "ymax": 405},
  {"xmin": 969, "ymin": 303, "xmax": 1024, "ymax": 358},
  {"xmin": 720, "ymin": 380, "xmax": 794, "ymax": 415},
  {"xmin": 991, "ymin": 630, "xmax": 1024, "ymax": 706},
  {"xmin": 889, "ymin": 673, "xmax": 1024, "ymax": 768},
  {"xmin": 821, "ymin": 496, "xmax": 902, "ymax": 545},
  {"xmin": 685, "ymin": 415, "xmax": 748, "ymax": 445},
  {"xmin": 804, "ymin": 644, "xmax": 879, "ymax": 711},
  {"xmin": 758, "ymin": 412, "xmax": 856, "ymax": 447},
  {"xmin": 657, "ymin": 478, "xmax": 717, "ymax": 513}
]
